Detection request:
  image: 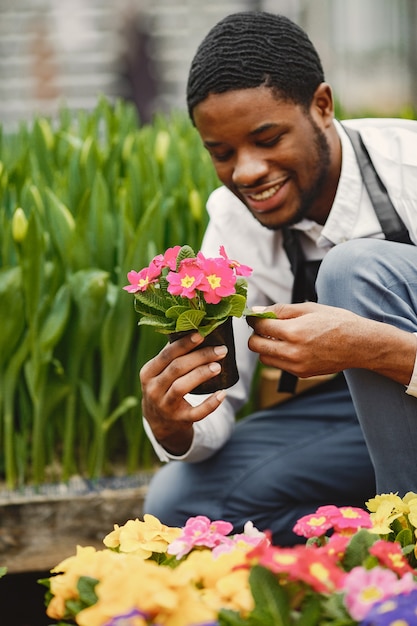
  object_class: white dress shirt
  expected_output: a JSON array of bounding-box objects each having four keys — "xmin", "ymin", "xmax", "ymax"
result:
[{"xmin": 144, "ymin": 118, "xmax": 417, "ymax": 462}]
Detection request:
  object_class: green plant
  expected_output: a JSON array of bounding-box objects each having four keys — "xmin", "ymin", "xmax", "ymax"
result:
[{"xmin": 0, "ymin": 96, "xmax": 220, "ymax": 487}]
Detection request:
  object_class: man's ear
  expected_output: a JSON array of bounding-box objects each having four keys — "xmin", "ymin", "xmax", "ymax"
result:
[{"xmin": 311, "ymin": 82, "xmax": 334, "ymax": 127}]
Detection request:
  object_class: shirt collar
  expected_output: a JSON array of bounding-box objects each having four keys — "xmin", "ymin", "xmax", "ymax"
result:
[{"xmin": 317, "ymin": 120, "xmax": 363, "ymax": 248}]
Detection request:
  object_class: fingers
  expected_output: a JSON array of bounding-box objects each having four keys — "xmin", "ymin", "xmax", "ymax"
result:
[{"xmin": 140, "ymin": 332, "xmax": 205, "ymax": 380}]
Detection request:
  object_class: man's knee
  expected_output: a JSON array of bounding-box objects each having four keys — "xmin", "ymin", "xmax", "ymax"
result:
[{"xmin": 316, "ymin": 239, "xmax": 382, "ymax": 306}]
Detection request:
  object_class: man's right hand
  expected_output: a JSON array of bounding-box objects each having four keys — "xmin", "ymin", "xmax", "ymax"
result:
[{"xmin": 139, "ymin": 332, "xmax": 228, "ymax": 455}]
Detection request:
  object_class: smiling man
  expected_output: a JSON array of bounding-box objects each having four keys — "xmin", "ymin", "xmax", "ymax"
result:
[{"xmin": 141, "ymin": 11, "xmax": 417, "ymax": 545}]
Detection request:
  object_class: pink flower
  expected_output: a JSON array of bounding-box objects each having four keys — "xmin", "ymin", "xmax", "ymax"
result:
[
  {"xmin": 292, "ymin": 547, "xmax": 347, "ymax": 593},
  {"xmin": 293, "ymin": 512, "xmax": 334, "ymax": 539},
  {"xmin": 166, "ymin": 259, "xmax": 204, "ymax": 299},
  {"xmin": 369, "ymin": 540, "xmax": 416, "ymax": 576},
  {"xmin": 343, "ymin": 566, "xmax": 399, "ymax": 620},
  {"xmin": 323, "ymin": 533, "xmax": 350, "ymax": 561},
  {"xmin": 153, "ymin": 245, "xmax": 182, "ymax": 271},
  {"xmin": 123, "ymin": 262, "xmax": 161, "ymax": 293},
  {"xmin": 196, "ymin": 252, "xmax": 237, "ymax": 304},
  {"xmin": 310, "ymin": 505, "xmax": 372, "ymax": 535},
  {"xmin": 167, "ymin": 515, "xmax": 234, "ymax": 559},
  {"xmin": 219, "ymin": 245, "xmax": 253, "ymax": 277}
]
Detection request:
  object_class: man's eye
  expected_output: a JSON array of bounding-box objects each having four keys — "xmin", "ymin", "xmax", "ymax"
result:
[
  {"xmin": 259, "ymin": 135, "xmax": 282, "ymax": 148},
  {"xmin": 211, "ymin": 151, "xmax": 232, "ymax": 162}
]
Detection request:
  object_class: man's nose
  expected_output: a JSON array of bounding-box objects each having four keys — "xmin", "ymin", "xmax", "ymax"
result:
[{"xmin": 232, "ymin": 151, "xmax": 268, "ymax": 187}]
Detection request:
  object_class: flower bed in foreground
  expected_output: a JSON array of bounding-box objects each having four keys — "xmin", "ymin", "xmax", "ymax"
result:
[{"xmin": 40, "ymin": 492, "xmax": 417, "ymax": 625}]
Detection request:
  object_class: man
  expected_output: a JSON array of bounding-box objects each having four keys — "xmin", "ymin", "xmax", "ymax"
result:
[{"xmin": 141, "ymin": 11, "xmax": 417, "ymax": 545}]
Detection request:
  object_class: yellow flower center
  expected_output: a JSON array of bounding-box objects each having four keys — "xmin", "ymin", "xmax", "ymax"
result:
[
  {"xmin": 181, "ymin": 275, "xmax": 196, "ymax": 288},
  {"xmin": 207, "ymin": 274, "xmax": 221, "ymax": 289},
  {"xmin": 273, "ymin": 553, "xmax": 297, "ymax": 566},
  {"xmin": 310, "ymin": 562, "xmax": 330, "ymax": 583},
  {"xmin": 341, "ymin": 508, "xmax": 360, "ymax": 519},
  {"xmin": 389, "ymin": 554, "xmax": 404, "ymax": 568},
  {"xmin": 308, "ymin": 516, "xmax": 327, "ymax": 527},
  {"xmin": 361, "ymin": 585, "xmax": 383, "ymax": 603}
]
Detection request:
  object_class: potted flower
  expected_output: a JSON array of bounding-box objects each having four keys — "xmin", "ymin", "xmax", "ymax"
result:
[{"xmin": 123, "ymin": 245, "xmax": 253, "ymax": 393}]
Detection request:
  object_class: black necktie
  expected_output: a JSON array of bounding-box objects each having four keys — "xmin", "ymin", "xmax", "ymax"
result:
[{"xmin": 278, "ymin": 227, "xmax": 321, "ymax": 393}]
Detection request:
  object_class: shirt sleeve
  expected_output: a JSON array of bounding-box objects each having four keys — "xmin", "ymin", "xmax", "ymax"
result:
[{"xmin": 406, "ymin": 333, "xmax": 417, "ymax": 398}]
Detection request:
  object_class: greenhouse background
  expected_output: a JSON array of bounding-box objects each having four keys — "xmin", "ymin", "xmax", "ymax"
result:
[{"xmin": 0, "ymin": 0, "xmax": 416, "ymax": 128}]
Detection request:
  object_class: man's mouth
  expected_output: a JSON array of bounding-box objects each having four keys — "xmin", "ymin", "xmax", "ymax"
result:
[{"xmin": 245, "ymin": 179, "xmax": 288, "ymax": 203}]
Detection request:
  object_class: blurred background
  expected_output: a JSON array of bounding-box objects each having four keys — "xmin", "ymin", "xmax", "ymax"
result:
[{"xmin": 0, "ymin": 0, "xmax": 416, "ymax": 129}]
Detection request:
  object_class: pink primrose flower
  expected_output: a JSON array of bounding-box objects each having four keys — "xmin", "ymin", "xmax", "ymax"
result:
[
  {"xmin": 153, "ymin": 245, "xmax": 182, "ymax": 270},
  {"xmin": 369, "ymin": 540, "xmax": 416, "ymax": 576},
  {"xmin": 323, "ymin": 533, "xmax": 351, "ymax": 561},
  {"xmin": 166, "ymin": 259, "xmax": 204, "ymax": 299},
  {"xmin": 343, "ymin": 566, "xmax": 399, "ymax": 620},
  {"xmin": 196, "ymin": 252, "xmax": 237, "ymax": 304},
  {"xmin": 312, "ymin": 504, "xmax": 372, "ymax": 535},
  {"xmin": 123, "ymin": 262, "xmax": 161, "ymax": 293},
  {"xmin": 292, "ymin": 547, "xmax": 347, "ymax": 594},
  {"xmin": 293, "ymin": 512, "xmax": 334, "ymax": 539},
  {"xmin": 167, "ymin": 516, "xmax": 234, "ymax": 559},
  {"xmin": 255, "ymin": 544, "xmax": 306, "ymax": 576},
  {"xmin": 219, "ymin": 245, "xmax": 253, "ymax": 277}
]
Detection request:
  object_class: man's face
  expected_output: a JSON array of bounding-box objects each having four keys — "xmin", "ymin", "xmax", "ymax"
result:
[{"xmin": 193, "ymin": 85, "xmax": 335, "ymax": 229}]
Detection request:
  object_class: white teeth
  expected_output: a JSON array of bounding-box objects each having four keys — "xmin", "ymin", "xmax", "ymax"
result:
[{"xmin": 249, "ymin": 183, "xmax": 282, "ymax": 201}]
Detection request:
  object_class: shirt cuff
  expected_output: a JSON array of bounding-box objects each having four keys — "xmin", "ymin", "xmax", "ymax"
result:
[{"xmin": 406, "ymin": 333, "xmax": 417, "ymax": 398}]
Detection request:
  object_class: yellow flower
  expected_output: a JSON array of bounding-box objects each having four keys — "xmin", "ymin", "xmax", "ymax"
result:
[
  {"xmin": 367, "ymin": 493, "xmax": 411, "ymax": 535},
  {"xmin": 76, "ymin": 555, "xmax": 217, "ymax": 626},
  {"xmin": 47, "ymin": 547, "xmax": 121, "ymax": 620},
  {"xmin": 103, "ymin": 514, "xmax": 182, "ymax": 559},
  {"xmin": 175, "ymin": 543, "xmax": 253, "ymax": 616},
  {"xmin": 408, "ymin": 496, "xmax": 417, "ymax": 528},
  {"xmin": 366, "ymin": 493, "xmax": 407, "ymax": 514}
]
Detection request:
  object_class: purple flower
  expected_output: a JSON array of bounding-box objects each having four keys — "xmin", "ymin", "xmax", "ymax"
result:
[
  {"xmin": 360, "ymin": 588, "xmax": 417, "ymax": 625},
  {"xmin": 103, "ymin": 608, "xmax": 150, "ymax": 626}
]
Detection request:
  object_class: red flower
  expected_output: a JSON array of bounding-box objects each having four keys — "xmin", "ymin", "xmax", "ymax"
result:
[{"xmin": 369, "ymin": 540, "xmax": 416, "ymax": 576}]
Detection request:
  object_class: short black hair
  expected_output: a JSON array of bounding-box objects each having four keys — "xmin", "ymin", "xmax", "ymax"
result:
[{"xmin": 186, "ymin": 11, "xmax": 325, "ymax": 120}]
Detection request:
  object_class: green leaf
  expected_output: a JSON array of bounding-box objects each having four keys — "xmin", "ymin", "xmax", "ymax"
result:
[
  {"xmin": 0, "ymin": 267, "xmax": 25, "ymax": 365},
  {"xmin": 44, "ymin": 187, "xmax": 76, "ymax": 263},
  {"xmin": 134, "ymin": 288, "xmax": 173, "ymax": 314},
  {"xmin": 218, "ymin": 608, "xmax": 250, "ymax": 625},
  {"xmin": 165, "ymin": 305, "xmax": 191, "ymax": 319},
  {"xmin": 175, "ymin": 244, "xmax": 196, "ymax": 267},
  {"xmin": 100, "ymin": 286, "xmax": 136, "ymax": 400},
  {"xmin": 243, "ymin": 307, "xmax": 278, "ymax": 319},
  {"xmin": 342, "ymin": 529, "xmax": 379, "ymax": 571},
  {"xmin": 295, "ymin": 593, "xmax": 323, "ymax": 625},
  {"xmin": 137, "ymin": 315, "xmax": 174, "ymax": 331},
  {"xmin": 176, "ymin": 309, "xmax": 207, "ymax": 331},
  {"xmin": 248, "ymin": 565, "xmax": 291, "ymax": 626},
  {"xmin": 103, "ymin": 396, "xmax": 139, "ymax": 431},
  {"xmin": 395, "ymin": 527, "xmax": 414, "ymax": 549},
  {"xmin": 39, "ymin": 284, "xmax": 71, "ymax": 356},
  {"xmin": 228, "ymin": 293, "xmax": 247, "ymax": 317}
]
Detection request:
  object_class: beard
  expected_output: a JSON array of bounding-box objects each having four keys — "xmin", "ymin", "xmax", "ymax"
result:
[
  {"xmin": 260, "ymin": 117, "xmax": 332, "ymax": 231},
  {"xmin": 288, "ymin": 118, "xmax": 332, "ymax": 226}
]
